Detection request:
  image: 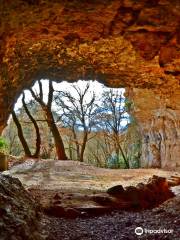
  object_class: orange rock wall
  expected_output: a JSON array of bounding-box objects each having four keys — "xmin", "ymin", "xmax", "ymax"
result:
[{"xmin": 0, "ymin": 0, "xmax": 179, "ymax": 167}]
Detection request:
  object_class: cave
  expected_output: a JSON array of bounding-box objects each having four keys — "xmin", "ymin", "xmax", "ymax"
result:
[
  {"xmin": 0, "ymin": 1, "xmax": 180, "ymax": 239},
  {"xmin": 1, "ymin": 0, "xmax": 180, "ymax": 168}
]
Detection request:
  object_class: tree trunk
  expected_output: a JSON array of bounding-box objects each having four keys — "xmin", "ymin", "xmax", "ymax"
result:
[
  {"xmin": 30, "ymin": 81, "xmax": 67, "ymax": 160},
  {"xmin": 79, "ymin": 131, "xmax": 88, "ymax": 162},
  {"xmin": 72, "ymin": 126, "xmax": 80, "ymax": 160},
  {"xmin": 68, "ymin": 138, "xmax": 73, "ymax": 160},
  {"xmin": 44, "ymin": 108, "xmax": 67, "ymax": 160},
  {"xmin": 12, "ymin": 111, "xmax": 32, "ymax": 157},
  {"xmin": 22, "ymin": 94, "xmax": 41, "ymax": 158},
  {"xmin": 115, "ymin": 134, "xmax": 130, "ymax": 168}
]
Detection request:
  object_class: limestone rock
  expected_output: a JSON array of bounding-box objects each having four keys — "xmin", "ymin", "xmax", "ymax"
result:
[
  {"xmin": 106, "ymin": 175, "xmax": 174, "ymax": 209},
  {"xmin": 168, "ymin": 176, "xmax": 180, "ymax": 186},
  {"xmin": 45, "ymin": 194, "xmax": 80, "ymax": 218},
  {"xmin": 0, "ymin": 174, "xmax": 43, "ymax": 240},
  {"xmin": 65, "ymin": 208, "xmax": 81, "ymax": 219},
  {"xmin": 126, "ymin": 88, "xmax": 180, "ymax": 168}
]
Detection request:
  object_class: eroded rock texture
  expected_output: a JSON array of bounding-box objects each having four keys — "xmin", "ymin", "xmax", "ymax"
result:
[
  {"xmin": 106, "ymin": 175, "xmax": 175, "ymax": 209},
  {"xmin": 0, "ymin": 174, "xmax": 43, "ymax": 240},
  {"xmin": 127, "ymin": 88, "xmax": 180, "ymax": 168},
  {"xmin": 0, "ymin": 0, "xmax": 179, "ymax": 167}
]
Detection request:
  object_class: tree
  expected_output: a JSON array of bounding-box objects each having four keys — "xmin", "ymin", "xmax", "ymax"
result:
[
  {"xmin": 30, "ymin": 80, "xmax": 67, "ymax": 160},
  {"xmin": 11, "ymin": 93, "xmax": 41, "ymax": 158},
  {"xmin": 12, "ymin": 110, "xmax": 32, "ymax": 157},
  {"xmin": 22, "ymin": 93, "xmax": 41, "ymax": 158},
  {"xmin": 123, "ymin": 117, "xmax": 141, "ymax": 168},
  {"xmin": 55, "ymin": 82, "xmax": 98, "ymax": 162},
  {"xmin": 5, "ymin": 100, "xmax": 54, "ymax": 158},
  {"xmin": 98, "ymin": 88, "xmax": 130, "ymax": 168},
  {"xmin": 3, "ymin": 119, "xmax": 22, "ymax": 156}
]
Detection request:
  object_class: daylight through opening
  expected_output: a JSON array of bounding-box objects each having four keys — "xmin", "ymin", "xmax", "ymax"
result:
[{"xmin": 3, "ymin": 79, "xmax": 141, "ymax": 169}]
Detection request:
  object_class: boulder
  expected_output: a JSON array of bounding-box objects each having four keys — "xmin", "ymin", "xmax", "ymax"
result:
[
  {"xmin": 0, "ymin": 174, "xmax": 43, "ymax": 240},
  {"xmin": 123, "ymin": 186, "xmax": 141, "ymax": 208},
  {"xmin": 106, "ymin": 175, "xmax": 175, "ymax": 210}
]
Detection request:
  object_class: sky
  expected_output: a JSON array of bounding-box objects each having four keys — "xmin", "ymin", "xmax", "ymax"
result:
[
  {"xmin": 14, "ymin": 79, "xmax": 125, "ymax": 111},
  {"xmin": 13, "ymin": 79, "xmax": 128, "ymax": 126}
]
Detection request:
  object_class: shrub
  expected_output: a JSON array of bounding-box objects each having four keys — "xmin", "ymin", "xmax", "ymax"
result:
[
  {"xmin": 0, "ymin": 137, "xmax": 9, "ymax": 154},
  {"xmin": 107, "ymin": 154, "xmax": 127, "ymax": 169}
]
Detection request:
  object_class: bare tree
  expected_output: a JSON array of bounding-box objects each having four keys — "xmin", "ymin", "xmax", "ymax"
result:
[
  {"xmin": 55, "ymin": 83, "xmax": 98, "ymax": 162},
  {"xmin": 12, "ymin": 94, "xmax": 41, "ymax": 158},
  {"xmin": 22, "ymin": 93, "xmax": 41, "ymax": 158},
  {"xmin": 12, "ymin": 110, "xmax": 32, "ymax": 157},
  {"xmin": 98, "ymin": 89, "xmax": 130, "ymax": 168},
  {"xmin": 30, "ymin": 80, "xmax": 67, "ymax": 160}
]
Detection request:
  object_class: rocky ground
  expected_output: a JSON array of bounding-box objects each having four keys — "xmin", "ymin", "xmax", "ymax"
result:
[
  {"xmin": 1, "ymin": 159, "xmax": 180, "ymax": 240},
  {"xmin": 43, "ymin": 196, "xmax": 180, "ymax": 240},
  {"xmin": 5, "ymin": 159, "xmax": 180, "ymax": 191}
]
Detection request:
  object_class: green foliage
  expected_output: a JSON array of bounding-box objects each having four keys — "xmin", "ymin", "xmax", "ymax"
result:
[
  {"xmin": 0, "ymin": 137, "xmax": 9, "ymax": 154},
  {"xmin": 107, "ymin": 154, "xmax": 128, "ymax": 169}
]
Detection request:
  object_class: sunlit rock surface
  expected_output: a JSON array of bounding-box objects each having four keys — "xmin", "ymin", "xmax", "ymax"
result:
[
  {"xmin": 0, "ymin": 0, "xmax": 179, "ymax": 167},
  {"xmin": 127, "ymin": 88, "xmax": 180, "ymax": 168}
]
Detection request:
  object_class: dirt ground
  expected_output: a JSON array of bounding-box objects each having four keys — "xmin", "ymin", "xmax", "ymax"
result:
[
  {"xmin": 5, "ymin": 159, "xmax": 180, "ymax": 191},
  {"xmin": 4, "ymin": 159, "xmax": 180, "ymax": 208},
  {"xmin": 4, "ymin": 159, "xmax": 180, "ymax": 240}
]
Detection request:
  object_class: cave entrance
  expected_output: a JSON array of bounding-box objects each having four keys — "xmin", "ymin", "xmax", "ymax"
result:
[
  {"xmin": 2, "ymin": 78, "xmax": 178, "ymax": 219},
  {"xmin": 3, "ymin": 79, "xmax": 141, "ymax": 170}
]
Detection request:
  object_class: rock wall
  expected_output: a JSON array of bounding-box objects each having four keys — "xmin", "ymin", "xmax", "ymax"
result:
[
  {"xmin": 0, "ymin": 0, "xmax": 179, "ymax": 168},
  {"xmin": 126, "ymin": 88, "xmax": 180, "ymax": 168}
]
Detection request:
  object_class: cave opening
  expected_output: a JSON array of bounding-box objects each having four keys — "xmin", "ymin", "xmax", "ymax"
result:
[
  {"xmin": 3, "ymin": 78, "xmax": 141, "ymax": 170},
  {"xmin": 1, "ymin": 78, "xmax": 179, "ymax": 225}
]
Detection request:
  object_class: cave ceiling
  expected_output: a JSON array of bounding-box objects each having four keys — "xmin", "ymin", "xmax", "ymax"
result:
[{"xmin": 0, "ymin": 0, "xmax": 180, "ymax": 122}]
